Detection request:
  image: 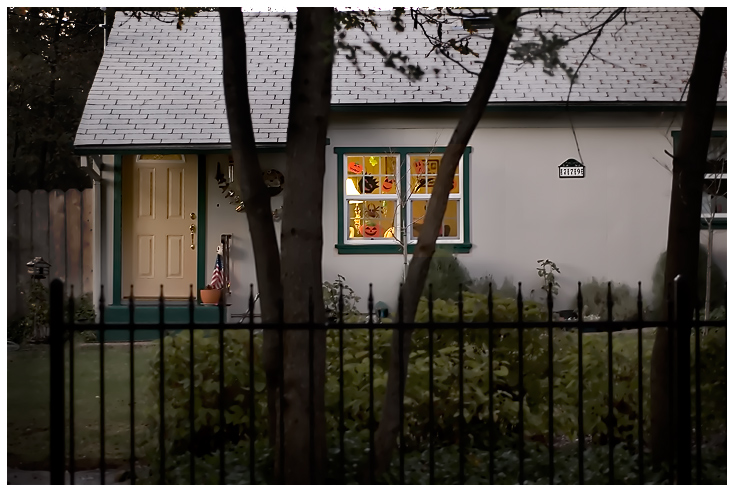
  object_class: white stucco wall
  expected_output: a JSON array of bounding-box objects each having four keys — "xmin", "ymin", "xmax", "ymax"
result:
[
  {"xmin": 96, "ymin": 110, "xmax": 726, "ymax": 317},
  {"xmin": 322, "ymin": 111, "xmax": 727, "ymax": 310},
  {"xmin": 205, "ymin": 153, "xmax": 287, "ymax": 318}
]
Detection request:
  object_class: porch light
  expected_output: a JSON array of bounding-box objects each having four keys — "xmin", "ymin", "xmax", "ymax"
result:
[{"xmin": 27, "ymin": 257, "xmax": 50, "ymax": 280}]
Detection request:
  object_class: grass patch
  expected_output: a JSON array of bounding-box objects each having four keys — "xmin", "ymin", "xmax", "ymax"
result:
[{"xmin": 7, "ymin": 341, "xmax": 157, "ymax": 470}]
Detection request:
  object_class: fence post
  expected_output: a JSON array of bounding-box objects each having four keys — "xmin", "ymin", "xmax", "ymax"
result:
[
  {"xmin": 49, "ymin": 279, "xmax": 66, "ymax": 485},
  {"xmin": 674, "ymin": 276, "xmax": 692, "ymax": 484}
]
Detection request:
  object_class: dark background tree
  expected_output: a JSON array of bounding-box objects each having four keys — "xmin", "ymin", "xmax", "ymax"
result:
[{"xmin": 6, "ymin": 7, "xmax": 113, "ymax": 191}]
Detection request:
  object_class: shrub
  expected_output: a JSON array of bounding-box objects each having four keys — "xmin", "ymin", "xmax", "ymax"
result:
[
  {"xmin": 323, "ymin": 274, "xmax": 362, "ymax": 321},
  {"xmin": 8, "ymin": 281, "xmax": 95, "ymax": 343},
  {"xmin": 467, "ymin": 275, "xmax": 518, "ymax": 299},
  {"xmin": 141, "ymin": 293, "xmax": 726, "ymax": 484},
  {"xmin": 422, "ymin": 248, "xmax": 470, "ymax": 300},
  {"xmin": 575, "ymin": 278, "xmax": 648, "ymax": 321}
]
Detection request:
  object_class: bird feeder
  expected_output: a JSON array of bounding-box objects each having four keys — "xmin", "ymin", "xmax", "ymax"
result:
[{"xmin": 27, "ymin": 257, "xmax": 51, "ymax": 280}]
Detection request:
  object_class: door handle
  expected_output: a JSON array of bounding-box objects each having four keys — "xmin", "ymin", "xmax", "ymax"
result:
[{"xmin": 190, "ymin": 224, "xmax": 196, "ymax": 250}]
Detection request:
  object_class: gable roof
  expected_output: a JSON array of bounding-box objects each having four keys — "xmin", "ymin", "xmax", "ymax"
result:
[{"xmin": 74, "ymin": 8, "xmax": 727, "ymax": 150}]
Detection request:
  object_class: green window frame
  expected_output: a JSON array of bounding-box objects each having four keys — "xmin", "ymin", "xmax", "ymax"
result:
[
  {"xmin": 334, "ymin": 146, "xmax": 472, "ymax": 254},
  {"xmin": 672, "ymin": 130, "xmax": 727, "ymax": 230}
]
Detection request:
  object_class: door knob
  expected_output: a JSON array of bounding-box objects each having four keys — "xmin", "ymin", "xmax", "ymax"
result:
[{"xmin": 190, "ymin": 224, "xmax": 196, "ymax": 249}]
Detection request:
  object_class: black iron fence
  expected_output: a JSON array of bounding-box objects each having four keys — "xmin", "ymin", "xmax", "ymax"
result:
[{"xmin": 47, "ymin": 278, "xmax": 726, "ymax": 485}]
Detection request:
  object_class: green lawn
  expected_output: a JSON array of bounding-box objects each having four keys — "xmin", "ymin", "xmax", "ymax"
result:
[{"xmin": 7, "ymin": 342, "xmax": 158, "ymax": 470}]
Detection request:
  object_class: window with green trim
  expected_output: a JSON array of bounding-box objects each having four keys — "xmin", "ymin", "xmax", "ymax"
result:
[
  {"xmin": 673, "ymin": 131, "xmax": 726, "ymax": 230},
  {"xmin": 701, "ymin": 134, "xmax": 726, "ymax": 228},
  {"xmin": 335, "ymin": 147, "xmax": 471, "ymax": 253}
]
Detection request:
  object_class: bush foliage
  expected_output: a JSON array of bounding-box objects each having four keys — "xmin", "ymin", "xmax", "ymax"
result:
[
  {"xmin": 141, "ymin": 292, "xmax": 726, "ymax": 484},
  {"xmin": 575, "ymin": 278, "xmax": 647, "ymax": 321},
  {"xmin": 421, "ymin": 248, "xmax": 470, "ymax": 300},
  {"xmin": 8, "ymin": 281, "xmax": 96, "ymax": 343}
]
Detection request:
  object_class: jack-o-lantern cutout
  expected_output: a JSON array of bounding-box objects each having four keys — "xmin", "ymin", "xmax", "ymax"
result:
[
  {"xmin": 382, "ymin": 178, "xmax": 395, "ymax": 192},
  {"xmin": 413, "ymin": 160, "xmax": 426, "ymax": 174},
  {"xmin": 361, "ymin": 222, "xmax": 381, "ymax": 237},
  {"xmin": 348, "ymin": 162, "xmax": 363, "ymax": 174}
]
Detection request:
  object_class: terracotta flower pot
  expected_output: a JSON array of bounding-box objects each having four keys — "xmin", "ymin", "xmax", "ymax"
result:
[{"xmin": 200, "ymin": 288, "xmax": 221, "ymax": 304}]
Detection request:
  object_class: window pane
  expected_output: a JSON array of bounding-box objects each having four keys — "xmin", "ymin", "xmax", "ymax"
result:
[
  {"xmin": 346, "ymin": 155, "xmax": 397, "ymax": 195},
  {"xmin": 409, "ymin": 154, "xmax": 459, "ymax": 194},
  {"xmin": 347, "ymin": 200, "xmax": 397, "ymax": 240},
  {"xmin": 701, "ymin": 136, "xmax": 726, "ymax": 218},
  {"xmin": 410, "ymin": 199, "xmax": 460, "ymax": 240}
]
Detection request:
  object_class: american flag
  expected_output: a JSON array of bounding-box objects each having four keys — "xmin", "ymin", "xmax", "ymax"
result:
[{"xmin": 210, "ymin": 254, "xmax": 224, "ymax": 289}]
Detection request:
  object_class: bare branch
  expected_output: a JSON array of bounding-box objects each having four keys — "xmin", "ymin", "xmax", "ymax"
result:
[{"xmin": 688, "ymin": 8, "xmax": 703, "ymax": 20}]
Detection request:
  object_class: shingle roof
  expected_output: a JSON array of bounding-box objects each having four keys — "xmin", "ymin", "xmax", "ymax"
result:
[{"xmin": 74, "ymin": 8, "xmax": 727, "ymax": 148}]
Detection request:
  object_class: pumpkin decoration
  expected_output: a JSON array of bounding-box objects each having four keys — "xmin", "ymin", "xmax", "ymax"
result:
[
  {"xmin": 348, "ymin": 161, "xmax": 363, "ymax": 174},
  {"xmin": 361, "ymin": 222, "xmax": 381, "ymax": 238},
  {"xmin": 413, "ymin": 160, "xmax": 426, "ymax": 174},
  {"xmin": 382, "ymin": 178, "xmax": 395, "ymax": 192}
]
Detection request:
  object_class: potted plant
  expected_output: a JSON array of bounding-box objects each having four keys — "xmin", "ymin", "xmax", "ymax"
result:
[{"xmin": 200, "ymin": 284, "xmax": 222, "ymax": 304}]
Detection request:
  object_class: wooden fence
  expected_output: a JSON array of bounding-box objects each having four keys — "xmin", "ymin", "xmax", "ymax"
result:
[{"xmin": 7, "ymin": 189, "xmax": 94, "ymax": 337}]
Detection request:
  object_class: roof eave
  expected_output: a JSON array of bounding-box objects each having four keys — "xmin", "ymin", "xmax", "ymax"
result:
[
  {"xmin": 330, "ymin": 101, "xmax": 727, "ymax": 113},
  {"xmin": 73, "ymin": 142, "xmax": 287, "ymax": 155}
]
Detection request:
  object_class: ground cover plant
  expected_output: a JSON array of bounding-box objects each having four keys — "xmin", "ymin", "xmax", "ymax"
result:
[{"xmin": 135, "ymin": 292, "xmax": 726, "ymax": 484}]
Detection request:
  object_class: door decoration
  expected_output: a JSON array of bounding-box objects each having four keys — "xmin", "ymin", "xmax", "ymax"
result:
[
  {"xmin": 217, "ymin": 159, "xmax": 285, "ymax": 218},
  {"xmin": 209, "ymin": 253, "xmax": 225, "ymax": 290},
  {"xmin": 263, "ymin": 169, "xmax": 284, "ymax": 196}
]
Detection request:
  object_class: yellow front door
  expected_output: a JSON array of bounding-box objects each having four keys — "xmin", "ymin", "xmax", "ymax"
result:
[{"xmin": 122, "ymin": 154, "xmax": 198, "ymax": 299}]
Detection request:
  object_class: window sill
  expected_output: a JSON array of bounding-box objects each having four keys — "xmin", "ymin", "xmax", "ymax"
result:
[
  {"xmin": 700, "ymin": 217, "xmax": 727, "ymax": 230},
  {"xmin": 335, "ymin": 242, "xmax": 472, "ymax": 254}
]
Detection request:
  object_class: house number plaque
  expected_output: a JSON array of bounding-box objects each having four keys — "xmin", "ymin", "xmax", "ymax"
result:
[{"xmin": 559, "ymin": 158, "xmax": 585, "ymax": 178}]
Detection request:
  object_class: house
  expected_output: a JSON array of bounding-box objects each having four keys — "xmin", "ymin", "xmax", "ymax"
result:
[{"xmin": 74, "ymin": 9, "xmax": 726, "ymax": 327}]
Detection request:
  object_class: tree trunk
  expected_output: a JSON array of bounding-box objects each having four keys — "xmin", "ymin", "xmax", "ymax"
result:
[
  {"xmin": 649, "ymin": 7, "xmax": 726, "ymax": 467},
  {"xmin": 278, "ymin": 8, "xmax": 333, "ymax": 483},
  {"xmin": 219, "ymin": 6, "xmax": 284, "ymax": 450},
  {"xmin": 371, "ymin": 7, "xmax": 521, "ymax": 480}
]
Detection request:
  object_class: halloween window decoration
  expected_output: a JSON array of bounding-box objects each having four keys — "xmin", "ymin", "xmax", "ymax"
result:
[
  {"xmin": 360, "ymin": 175, "xmax": 379, "ymax": 194},
  {"xmin": 410, "ymin": 155, "xmax": 459, "ymax": 194},
  {"xmin": 342, "ymin": 151, "xmax": 464, "ymax": 244},
  {"xmin": 345, "ymin": 154, "xmax": 400, "ymax": 241},
  {"xmin": 410, "ymin": 199, "xmax": 460, "ymax": 240},
  {"xmin": 348, "ymin": 200, "xmax": 396, "ymax": 240}
]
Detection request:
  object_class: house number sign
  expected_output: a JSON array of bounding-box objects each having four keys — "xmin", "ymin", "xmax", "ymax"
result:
[{"xmin": 558, "ymin": 158, "xmax": 585, "ymax": 178}]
